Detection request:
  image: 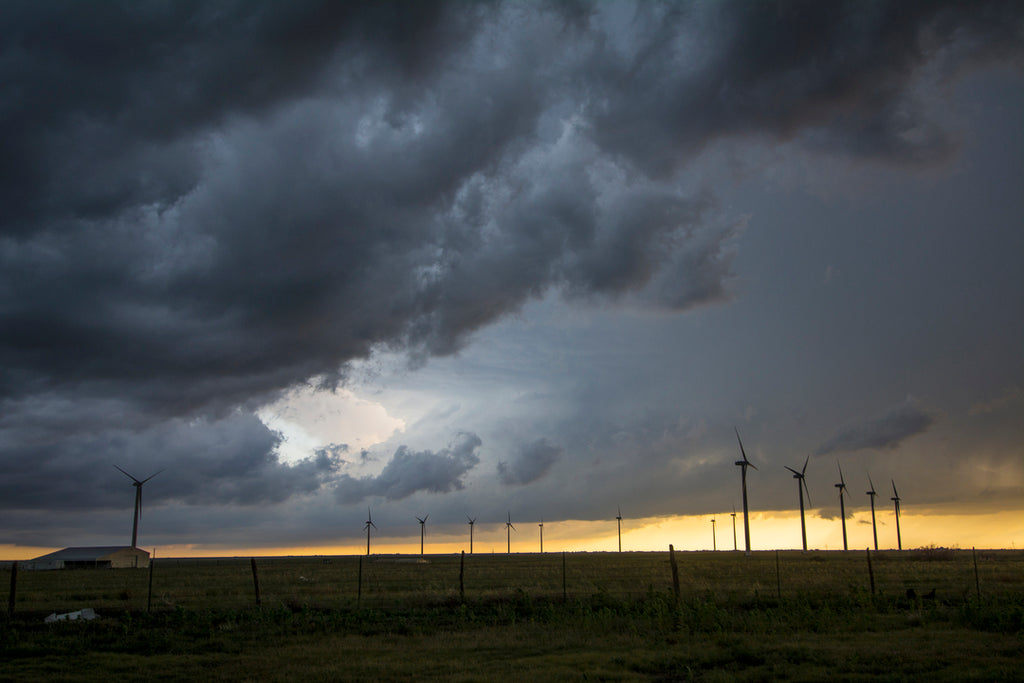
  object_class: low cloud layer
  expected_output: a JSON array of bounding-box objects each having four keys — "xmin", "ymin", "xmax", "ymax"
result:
[
  {"xmin": 815, "ymin": 401, "xmax": 939, "ymax": 457},
  {"xmin": 498, "ymin": 438, "xmax": 563, "ymax": 486},
  {"xmin": 334, "ymin": 432, "xmax": 482, "ymax": 503}
]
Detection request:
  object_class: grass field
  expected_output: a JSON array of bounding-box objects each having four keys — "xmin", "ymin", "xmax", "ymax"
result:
[{"xmin": 2, "ymin": 548, "xmax": 1022, "ymax": 681}]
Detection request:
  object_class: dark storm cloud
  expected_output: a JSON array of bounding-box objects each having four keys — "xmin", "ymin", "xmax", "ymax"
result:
[
  {"xmin": 0, "ymin": 409, "xmax": 337, "ymax": 509},
  {"xmin": 815, "ymin": 401, "xmax": 939, "ymax": 456},
  {"xmin": 334, "ymin": 432, "xmax": 481, "ymax": 503},
  {"xmin": 585, "ymin": 0, "xmax": 1024, "ymax": 173},
  {"xmin": 1, "ymin": 1, "xmax": 1020, "ymax": 529},
  {"xmin": 498, "ymin": 438, "xmax": 563, "ymax": 486}
]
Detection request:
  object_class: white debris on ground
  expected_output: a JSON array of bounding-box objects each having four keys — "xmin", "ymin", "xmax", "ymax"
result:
[{"xmin": 44, "ymin": 608, "xmax": 98, "ymax": 623}]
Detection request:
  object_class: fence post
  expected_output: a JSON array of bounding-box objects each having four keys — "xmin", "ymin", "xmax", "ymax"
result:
[
  {"xmin": 357, "ymin": 556, "xmax": 363, "ymax": 609},
  {"xmin": 7, "ymin": 561, "xmax": 16, "ymax": 616},
  {"xmin": 250, "ymin": 558, "xmax": 261, "ymax": 608},
  {"xmin": 775, "ymin": 550, "xmax": 781, "ymax": 600},
  {"xmin": 562, "ymin": 551, "xmax": 567, "ymax": 603},
  {"xmin": 865, "ymin": 548, "xmax": 875, "ymax": 596},
  {"xmin": 972, "ymin": 547, "xmax": 980, "ymax": 599},
  {"xmin": 459, "ymin": 550, "xmax": 465, "ymax": 603},
  {"xmin": 147, "ymin": 549, "xmax": 156, "ymax": 613},
  {"xmin": 669, "ymin": 545, "xmax": 680, "ymax": 602}
]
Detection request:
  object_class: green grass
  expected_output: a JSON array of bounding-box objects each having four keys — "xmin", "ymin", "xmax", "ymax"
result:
[{"xmin": 2, "ymin": 550, "xmax": 1022, "ymax": 681}]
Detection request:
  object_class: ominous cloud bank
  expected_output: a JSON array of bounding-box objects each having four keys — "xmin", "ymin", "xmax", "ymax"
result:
[
  {"xmin": 815, "ymin": 401, "xmax": 939, "ymax": 456},
  {"xmin": 1, "ymin": 1, "xmax": 1022, "ymax": 531}
]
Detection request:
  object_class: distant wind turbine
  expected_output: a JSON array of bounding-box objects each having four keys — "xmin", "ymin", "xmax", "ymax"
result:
[
  {"xmin": 616, "ymin": 506, "xmax": 623, "ymax": 552},
  {"xmin": 835, "ymin": 462, "xmax": 849, "ymax": 551},
  {"xmin": 467, "ymin": 516, "xmax": 476, "ymax": 554},
  {"xmin": 866, "ymin": 472, "xmax": 879, "ymax": 551},
  {"xmin": 364, "ymin": 508, "xmax": 377, "ymax": 556},
  {"xmin": 730, "ymin": 505, "xmax": 738, "ymax": 551},
  {"xmin": 416, "ymin": 515, "xmax": 428, "ymax": 555},
  {"xmin": 891, "ymin": 480, "xmax": 903, "ymax": 550},
  {"xmin": 711, "ymin": 517, "xmax": 717, "ymax": 551},
  {"xmin": 538, "ymin": 519, "xmax": 544, "ymax": 553},
  {"xmin": 784, "ymin": 455, "xmax": 812, "ymax": 552},
  {"xmin": 505, "ymin": 512, "xmax": 516, "ymax": 554},
  {"xmin": 113, "ymin": 465, "xmax": 162, "ymax": 549},
  {"xmin": 734, "ymin": 429, "xmax": 758, "ymax": 555}
]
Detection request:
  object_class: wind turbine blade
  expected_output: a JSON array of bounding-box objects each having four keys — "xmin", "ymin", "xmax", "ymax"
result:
[
  {"xmin": 838, "ymin": 462, "xmax": 846, "ymax": 488},
  {"xmin": 114, "ymin": 465, "xmax": 141, "ymax": 484},
  {"xmin": 140, "ymin": 469, "xmax": 164, "ymax": 484},
  {"xmin": 801, "ymin": 455, "xmax": 809, "ymax": 476},
  {"xmin": 803, "ymin": 479, "xmax": 812, "ymax": 509},
  {"xmin": 784, "ymin": 466, "xmax": 800, "ymax": 476},
  {"xmin": 891, "ymin": 480, "xmax": 899, "ymax": 499},
  {"xmin": 866, "ymin": 470, "xmax": 876, "ymax": 494}
]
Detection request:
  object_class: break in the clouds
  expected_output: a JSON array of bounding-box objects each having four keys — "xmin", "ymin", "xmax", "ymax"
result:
[
  {"xmin": 1, "ymin": 1, "xmax": 1022, "ymax": 550},
  {"xmin": 815, "ymin": 400, "xmax": 939, "ymax": 457},
  {"xmin": 498, "ymin": 438, "xmax": 564, "ymax": 486},
  {"xmin": 334, "ymin": 432, "xmax": 482, "ymax": 503}
]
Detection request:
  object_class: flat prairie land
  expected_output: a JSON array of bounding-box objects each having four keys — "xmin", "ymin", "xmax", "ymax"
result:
[{"xmin": 2, "ymin": 549, "xmax": 1022, "ymax": 681}]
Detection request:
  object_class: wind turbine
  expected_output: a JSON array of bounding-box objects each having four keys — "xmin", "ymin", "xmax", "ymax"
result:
[
  {"xmin": 616, "ymin": 506, "xmax": 623, "ymax": 552},
  {"xmin": 835, "ymin": 462, "xmax": 849, "ymax": 551},
  {"xmin": 467, "ymin": 516, "xmax": 476, "ymax": 554},
  {"xmin": 730, "ymin": 505, "xmax": 738, "ymax": 551},
  {"xmin": 891, "ymin": 480, "xmax": 902, "ymax": 550},
  {"xmin": 866, "ymin": 472, "xmax": 879, "ymax": 551},
  {"xmin": 734, "ymin": 429, "xmax": 758, "ymax": 555},
  {"xmin": 364, "ymin": 508, "xmax": 377, "ymax": 556},
  {"xmin": 711, "ymin": 517, "xmax": 717, "ymax": 551},
  {"xmin": 416, "ymin": 515, "xmax": 428, "ymax": 555},
  {"xmin": 784, "ymin": 455, "xmax": 811, "ymax": 552},
  {"xmin": 505, "ymin": 512, "xmax": 516, "ymax": 554},
  {"xmin": 538, "ymin": 519, "xmax": 544, "ymax": 553},
  {"xmin": 114, "ymin": 465, "xmax": 162, "ymax": 549}
]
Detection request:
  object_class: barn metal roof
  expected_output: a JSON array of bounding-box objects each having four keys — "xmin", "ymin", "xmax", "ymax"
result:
[{"xmin": 31, "ymin": 546, "xmax": 149, "ymax": 561}]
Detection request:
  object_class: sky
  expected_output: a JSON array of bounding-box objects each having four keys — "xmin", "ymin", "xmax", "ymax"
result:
[{"xmin": 2, "ymin": 1, "xmax": 1023, "ymax": 559}]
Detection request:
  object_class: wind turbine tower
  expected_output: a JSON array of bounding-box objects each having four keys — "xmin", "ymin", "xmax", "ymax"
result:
[
  {"xmin": 114, "ymin": 465, "xmax": 162, "ymax": 549},
  {"xmin": 866, "ymin": 472, "xmax": 879, "ymax": 551},
  {"xmin": 731, "ymin": 505, "xmax": 738, "ymax": 551},
  {"xmin": 538, "ymin": 519, "xmax": 544, "ymax": 553},
  {"xmin": 616, "ymin": 506, "xmax": 623, "ymax": 552},
  {"xmin": 891, "ymin": 480, "xmax": 903, "ymax": 550},
  {"xmin": 835, "ymin": 462, "xmax": 849, "ymax": 551},
  {"xmin": 364, "ymin": 508, "xmax": 377, "ymax": 556},
  {"xmin": 416, "ymin": 515, "xmax": 428, "ymax": 555},
  {"xmin": 734, "ymin": 429, "xmax": 758, "ymax": 556},
  {"xmin": 467, "ymin": 516, "xmax": 476, "ymax": 554},
  {"xmin": 784, "ymin": 455, "xmax": 811, "ymax": 552},
  {"xmin": 505, "ymin": 512, "xmax": 516, "ymax": 554},
  {"xmin": 711, "ymin": 517, "xmax": 717, "ymax": 551}
]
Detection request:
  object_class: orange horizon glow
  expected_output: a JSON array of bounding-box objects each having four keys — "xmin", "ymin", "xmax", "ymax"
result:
[{"xmin": 4, "ymin": 503, "xmax": 1021, "ymax": 561}]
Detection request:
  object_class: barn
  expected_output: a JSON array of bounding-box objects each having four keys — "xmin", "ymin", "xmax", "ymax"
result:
[{"xmin": 25, "ymin": 546, "xmax": 150, "ymax": 570}]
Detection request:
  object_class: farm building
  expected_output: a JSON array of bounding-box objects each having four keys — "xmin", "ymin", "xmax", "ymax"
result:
[{"xmin": 25, "ymin": 546, "xmax": 150, "ymax": 570}]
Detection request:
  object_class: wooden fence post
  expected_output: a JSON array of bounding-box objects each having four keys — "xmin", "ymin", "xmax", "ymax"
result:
[
  {"xmin": 669, "ymin": 545, "xmax": 680, "ymax": 602},
  {"xmin": 357, "ymin": 556, "xmax": 363, "ymax": 609},
  {"xmin": 250, "ymin": 558, "xmax": 261, "ymax": 608},
  {"xmin": 562, "ymin": 551, "xmax": 567, "ymax": 603},
  {"xmin": 865, "ymin": 548, "xmax": 875, "ymax": 596},
  {"xmin": 775, "ymin": 550, "xmax": 781, "ymax": 600},
  {"xmin": 459, "ymin": 550, "xmax": 465, "ymax": 603},
  {"xmin": 147, "ymin": 550, "xmax": 156, "ymax": 613},
  {"xmin": 7, "ymin": 561, "xmax": 16, "ymax": 616},
  {"xmin": 972, "ymin": 547, "xmax": 980, "ymax": 599}
]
